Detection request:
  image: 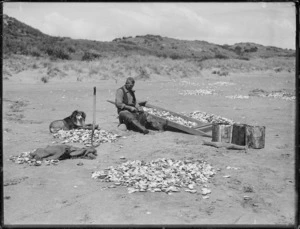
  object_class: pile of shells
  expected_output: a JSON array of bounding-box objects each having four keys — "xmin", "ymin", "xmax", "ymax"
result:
[
  {"xmin": 267, "ymin": 92, "xmax": 295, "ymax": 101},
  {"xmin": 9, "ymin": 151, "xmax": 59, "ymax": 166},
  {"xmin": 185, "ymin": 111, "xmax": 235, "ymax": 125},
  {"xmin": 179, "ymin": 89, "xmax": 215, "ymax": 96},
  {"xmin": 210, "ymin": 82, "xmax": 235, "ymax": 86},
  {"xmin": 52, "ymin": 129, "xmax": 121, "ymax": 146},
  {"xmin": 179, "ymin": 80, "xmax": 202, "ymax": 86},
  {"xmin": 143, "ymin": 107, "xmax": 198, "ymax": 128},
  {"xmin": 249, "ymin": 89, "xmax": 295, "ymax": 101},
  {"xmin": 225, "ymin": 95, "xmax": 250, "ymax": 99},
  {"xmin": 92, "ymin": 158, "xmax": 216, "ymax": 194}
]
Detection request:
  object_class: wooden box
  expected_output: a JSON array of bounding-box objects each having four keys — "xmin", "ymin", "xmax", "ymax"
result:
[
  {"xmin": 212, "ymin": 124, "xmax": 233, "ymax": 143},
  {"xmin": 213, "ymin": 123, "xmax": 265, "ymax": 149}
]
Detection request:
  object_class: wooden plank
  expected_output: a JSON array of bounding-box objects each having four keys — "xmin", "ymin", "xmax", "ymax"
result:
[
  {"xmin": 107, "ymin": 100, "xmax": 146, "ymax": 106},
  {"xmin": 165, "ymin": 119, "xmax": 212, "ymax": 137},
  {"xmin": 192, "ymin": 123, "xmax": 213, "ymax": 132}
]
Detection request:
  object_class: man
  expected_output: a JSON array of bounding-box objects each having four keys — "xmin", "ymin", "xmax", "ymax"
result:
[{"xmin": 115, "ymin": 77, "xmax": 149, "ymax": 134}]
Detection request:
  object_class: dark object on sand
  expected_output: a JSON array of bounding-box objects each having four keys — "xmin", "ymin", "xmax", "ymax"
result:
[
  {"xmin": 31, "ymin": 144, "xmax": 97, "ymax": 160},
  {"xmin": 212, "ymin": 123, "xmax": 265, "ymax": 149}
]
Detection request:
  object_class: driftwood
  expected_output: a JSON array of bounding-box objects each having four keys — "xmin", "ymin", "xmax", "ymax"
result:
[{"xmin": 203, "ymin": 140, "xmax": 247, "ymax": 150}]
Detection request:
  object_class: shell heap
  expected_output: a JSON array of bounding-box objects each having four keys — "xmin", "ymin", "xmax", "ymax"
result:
[
  {"xmin": 186, "ymin": 111, "xmax": 235, "ymax": 125},
  {"xmin": 52, "ymin": 129, "xmax": 121, "ymax": 146},
  {"xmin": 9, "ymin": 151, "xmax": 59, "ymax": 166},
  {"xmin": 179, "ymin": 89, "xmax": 215, "ymax": 96},
  {"xmin": 92, "ymin": 158, "xmax": 216, "ymax": 194},
  {"xmin": 266, "ymin": 92, "xmax": 295, "ymax": 101},
  {"xmin": 225, "ymin": 95, "xmax": 250, "ymax": 99},
  {"xmin": 143, "ymin": 107, "xmax": 198, "ymax": 128},
  {"xmin": 249, "ymin": 89, "xmax": 295, "ymax": 101},
  {"xmin": 210, "ymin": 82, "xmax": 235, "ymax": 86}
]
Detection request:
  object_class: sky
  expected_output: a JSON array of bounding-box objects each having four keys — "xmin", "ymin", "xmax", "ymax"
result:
[{"xmin": 3, "ymin": 2, "xmax": 297, "ymax": 49}]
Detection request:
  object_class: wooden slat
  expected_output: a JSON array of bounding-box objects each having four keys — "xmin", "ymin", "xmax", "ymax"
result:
[
  {"xmin": 167, "ymin": 121, "xmax": 212, "ymax": 137},
  {"xmin": 192, "ymin": 123, "xmax": 212, "ymax": 130},
  {"xmin": 108, "ymin": 100, "xmax": 147, "ymax": 106}
]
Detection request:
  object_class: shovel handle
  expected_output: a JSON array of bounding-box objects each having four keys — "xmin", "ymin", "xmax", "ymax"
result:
[{"xmin": 91, "ymin": 87, "xmax": 96, "ymax": 147}]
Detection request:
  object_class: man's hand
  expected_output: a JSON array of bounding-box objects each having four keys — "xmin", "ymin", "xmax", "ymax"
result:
[
  {"xmin": 136, "ymin": 107, "xmax": 144, "ymax": 113},
  {"xmin": 128, "ymin": 106, "xmax": 137, "ymax": 112}
]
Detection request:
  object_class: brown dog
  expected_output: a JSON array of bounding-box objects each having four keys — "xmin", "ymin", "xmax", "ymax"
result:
[{"xmin": 49, "ymin": 110, "xmax": 98, "ymax": 133}]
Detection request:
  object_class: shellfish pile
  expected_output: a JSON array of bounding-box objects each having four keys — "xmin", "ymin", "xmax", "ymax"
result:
[
  {"xmin": 52, "ymin": 129, "xmax": 121, "ymax": 146},
  {"xmin": 249, "ymin": 89, "xmax": 295, "ymax": 101},
  {"xmin": 266, "ymin": 92, "xmax": 295, "ymax": 101},
  {"xmin": 9, "ymin": 151, "xmax": 59, "ymax": 166},
  {"xmin": 143, "ymin": 107, "xmax": 197, "ymax": 128},
  {"xmin": 179, "ymin": 89, "xmax": 215, "ymax": 96},
  {"xmin": 92, "ymin": 158, "xmax": 216, "ymax": 194},
  {"xmin": 186, "ymin": 111, "xmax": 235, "ymax": 125},
  {"xmin": 179, "ymin": 80, "xmax": 202, "ymax": 86},
  {"xmin": 210, "ymin": 82, "xmax": 235, "ymax": 86},
  {"xmin": 225, "ymin": 95, "xmax": 250, "ymax": 99}
]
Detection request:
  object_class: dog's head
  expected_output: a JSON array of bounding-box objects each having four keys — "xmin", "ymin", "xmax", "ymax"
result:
[{"xmin": 71, "ymin": 110, "xmax": 86, "ymax": 126}]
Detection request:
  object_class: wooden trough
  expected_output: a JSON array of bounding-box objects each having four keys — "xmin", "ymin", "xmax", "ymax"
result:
[{"xmin": 107, "ymin": 100, "xmax": 212, "ymax": 138}]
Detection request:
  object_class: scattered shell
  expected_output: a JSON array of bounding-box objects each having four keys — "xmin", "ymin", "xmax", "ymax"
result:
[
  {"xmin": 9, "ymin": 151, "xmax": 61, "ymax": 166},
  {"xmin": 166, "ymin": 186, "xmax": 180, "ymax": 192},
  {"xmin": 92, "ymin": 158, "xmax": 216, "ymax": 194},
  {"xmin": 202, "ymin": 195, "xmax": 210, "ymax": 199},
  {"xmin": 244, "ymin": 196, "xmax": 252, "ymax": 200},
  {"xmin": 223, "ymin": 175, "xmax": 231, "ymax": 178},
  {"xmin": 52, "ymin": 129, "xmax": 121, "ymax": 146},
  {"xmin": 249, "ymin": 89, "xmax": 295, "ymax": 101},
  {"xmin": 128, "ymin": 188, "xmax": 138, "ymax": 194},
  {"xmin": 179, "ymin": 89, "xmax": 216, "ymax": 96},
  {"xmin": 201, "ymin": 188, "xmax": 211, "ymax": 195},
  {"xmin": 210, "ymin": 82, "xmax": 235, "ymax": 86},
  {"xmin": 185, "ymin": 189, "xmax": 197, "ymax": 193},
  {"xmin": 226, "ymin": 95, "xmax": 250, "ymax": 99},
  {"xmin": 226, "ymin": 166, "xmax": 239, "ymax": 170},
  {"xmin": 188, "ymin": 184, "xmax": 195, "ymax": 189}
]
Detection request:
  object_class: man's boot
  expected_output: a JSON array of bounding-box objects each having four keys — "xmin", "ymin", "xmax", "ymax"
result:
[{"xmin": 131, "ymin": 120, "xmax": 149, "ymax": 134}]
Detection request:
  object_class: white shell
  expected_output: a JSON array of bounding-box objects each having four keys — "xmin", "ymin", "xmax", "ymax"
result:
[{"xmin": 201, "ymin": 188, "xmax": 211, "ymax": 195}]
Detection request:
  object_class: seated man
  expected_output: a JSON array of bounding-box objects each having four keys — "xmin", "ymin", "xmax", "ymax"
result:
[{"xmin": 115, "ymin": 77, "xmax": 149, "ymax": 134}]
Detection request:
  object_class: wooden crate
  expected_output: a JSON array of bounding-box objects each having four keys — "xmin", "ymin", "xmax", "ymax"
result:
[
  {"xmin": 212, "ymin": 124, "xmax": 233, "ymax": 143},
  {"xmin": 212, "ymin": 123, "xmax": 265, "ymax": 149}
]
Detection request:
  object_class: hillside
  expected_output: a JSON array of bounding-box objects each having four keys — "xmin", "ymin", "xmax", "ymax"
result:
[{"xmin": 3, "ymin": 14, "xmax": 295, "ymax": 62}]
